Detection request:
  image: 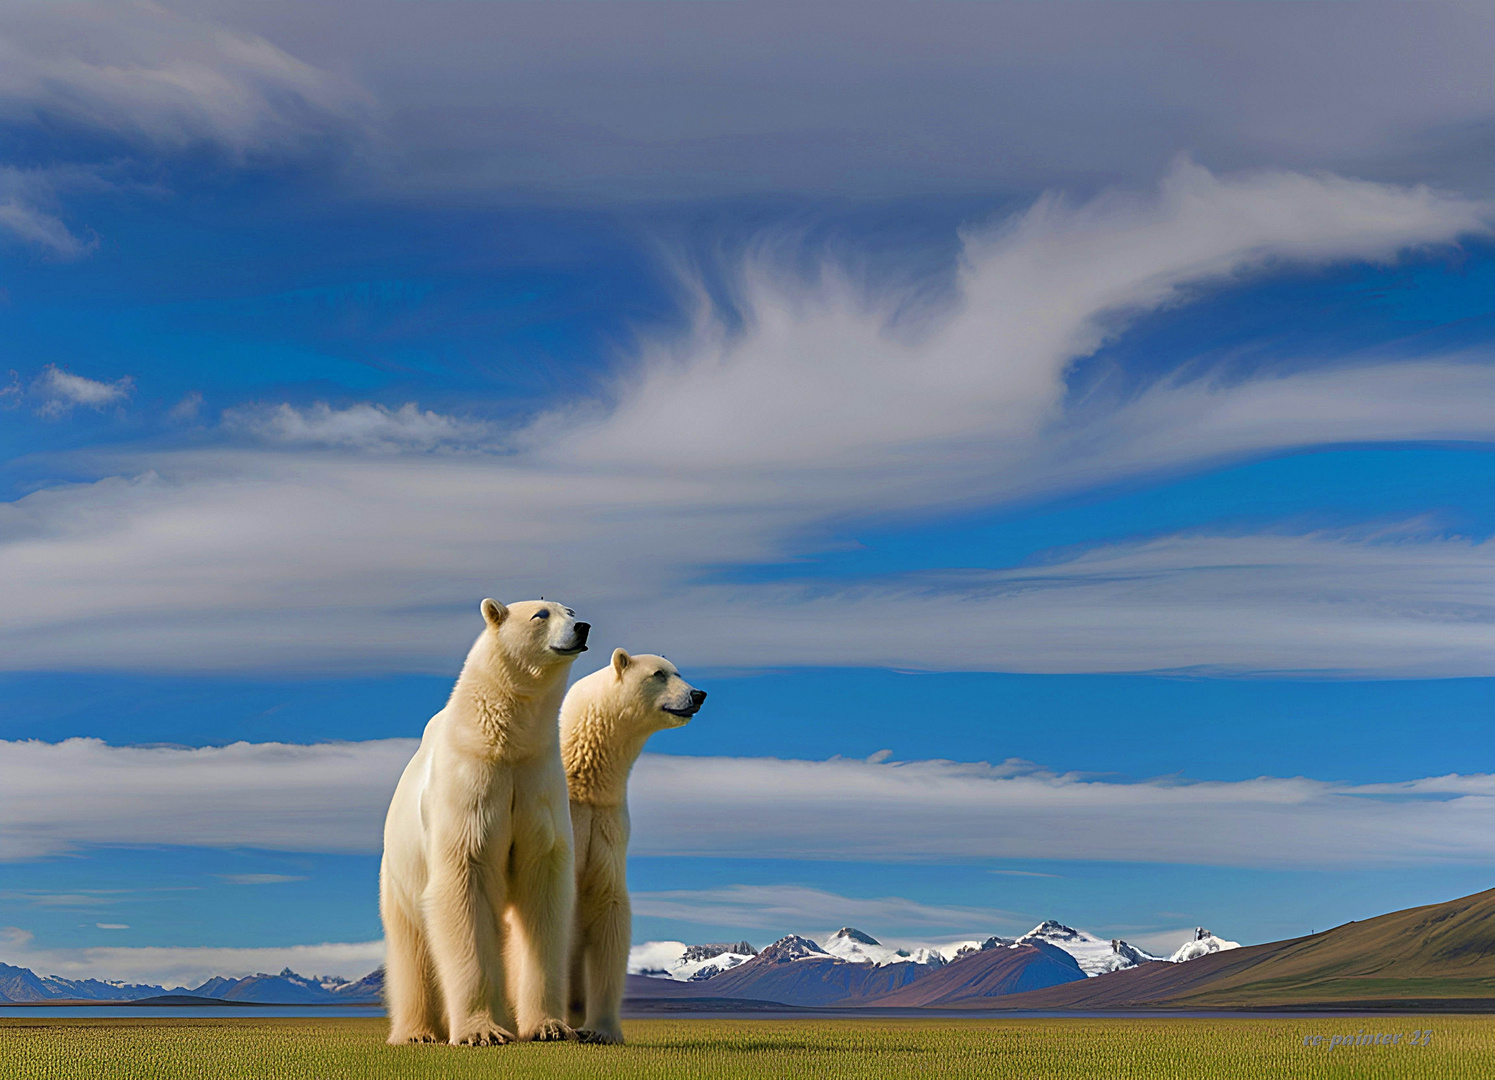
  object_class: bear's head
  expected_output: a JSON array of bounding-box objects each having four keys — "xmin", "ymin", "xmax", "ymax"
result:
[
  {"xmin": 607, "ymin": 649, "xmax": 707, "ymax": 730},
  {"xmin": 474, "ymin": 597, "xmax": 590, "ymax": 676}
]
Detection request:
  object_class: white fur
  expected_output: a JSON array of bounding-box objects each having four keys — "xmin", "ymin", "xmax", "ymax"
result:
[
  {"xmin": 561, "ymin": 649, "xmax": 704, "ymax": 1044},
  {"xmin": 380, "ymin": 598, "xmax": 588, "ymax": 1046}
]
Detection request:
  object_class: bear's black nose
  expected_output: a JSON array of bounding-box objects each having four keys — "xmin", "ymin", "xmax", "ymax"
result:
[
  {"xmin": 573, "ymin": 622, "xmax": 591, "ymax": 645},
  {"xmin": 690, "ymin": 689, "xmax": 707, "ymax": 707}
]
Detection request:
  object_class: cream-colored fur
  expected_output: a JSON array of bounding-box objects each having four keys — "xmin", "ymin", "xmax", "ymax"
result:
[
  {"xmin": 561, "ymin": 649, "xmax": 706, "ymax": 1044},
  {"xmin": 380, "ymin": 598, "xmax": 590, "ymax": 1046}
]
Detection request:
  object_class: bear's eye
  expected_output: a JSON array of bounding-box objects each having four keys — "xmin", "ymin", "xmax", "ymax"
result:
[
  {"xmin": 653, "ymin": 670, "xmax": 667, "ymax": 679},
  {"xmin": 531, "ymin": 610, "xmax": 550, "ymax": 620}
]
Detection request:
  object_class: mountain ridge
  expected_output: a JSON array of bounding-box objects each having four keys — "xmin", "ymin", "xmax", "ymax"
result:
[{"xmin": 0, "ymin": 964, "xmax": 384, "ymax": 1004}]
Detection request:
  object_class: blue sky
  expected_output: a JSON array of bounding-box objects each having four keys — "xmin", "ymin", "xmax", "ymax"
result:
[{"xmin": 4, "ymin": 0, "xmax": 1495, "ymax": 988}]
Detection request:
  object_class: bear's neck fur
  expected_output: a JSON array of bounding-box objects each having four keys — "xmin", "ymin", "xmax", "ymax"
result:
[
  {"xmin": 561, "ymin": 700, "xmax": 657, "ymax": 807},
  {"xmin": 448, "ymin": 637, "xmax": 570, "ymax": 754}
]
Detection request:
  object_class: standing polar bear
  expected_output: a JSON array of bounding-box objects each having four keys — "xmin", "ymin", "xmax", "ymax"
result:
[
  {"xmin": 380, "ymin": 598, "xmax": 589, "ymax": 1046},
  {"xmin": 561, "ymin": 649, "xmax": 707, "ymax": 1043}
]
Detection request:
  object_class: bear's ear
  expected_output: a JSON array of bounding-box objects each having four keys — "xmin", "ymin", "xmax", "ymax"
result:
[
  {"xmin": 611, "ymin": 648, "xmax": 631, "ymax": 678},
  {"xmin": 481, "ymin": 598, "xmax": 507, "ymax": 629}
]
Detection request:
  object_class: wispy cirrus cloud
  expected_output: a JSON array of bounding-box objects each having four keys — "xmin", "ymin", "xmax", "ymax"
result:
[
  {"xmin": 0, "ymin": 164, "xmax": 1493, "ymax": 674},
  {"xmin": 221, "ymin": 401, "xmax": 490, "ymax": 453},
  {"xmin": 0, "ymin": 165, "xmax": 103, "ymax": 257},
  {"xmin": 6, "ymin": 738, "xmax": 1495, "ymax": 870},
  {"xmin": 0, "ymin": 1, "xmax": 371, "ymax": 156},
  {"xmin": 631, "ymin": 883, "xmax": 1020, "ymax": 932}
]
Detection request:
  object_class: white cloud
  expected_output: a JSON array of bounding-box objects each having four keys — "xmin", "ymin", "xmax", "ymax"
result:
[
  {"xmin": 0, "ymin": 165, "xmax": 100, "ymax": 257},
  {"xmin": 168, "ymin": 391, "xmax": 203, "ymax": 422},
  {"xmin": 33, "ymin": 364, "xmax": 133, "ymax": 417},
  {"xmin": 631, "ymin": 883, "xmax": 1020, "ymax": 932},
  {"xmin": 627, "ymin": 755, "xmax": 1495, "ymax": 869},
  {"xmin": 622, "ymin": 527, "xmax": 1495, "ymax": 677},
  {"xmin": 217, "ymin": 873, "xmax": 306, "ymax": 885},
  {"xmin": 0, "ymin": 737, "xmax": 415, "ymax": 860},
  {"xmin": 0, "ymin": 1, "xmax": 370, "ymax": 156},
  {"xmin": 94, "ymin": 923, "xmax": 128, "ymax": 930},
  {"xmin": 215, "ymin": 1, "xmax": 1495, "ymax": 198},
  {"xmin": 0, "ymin": 197, "xmax": 87, "ymax": 257},
  {"xmin": 1, "ymin": 165, "xmax": 1494, "ymax": 673},
  {"xmin": 6, "ymin": 738, "xmax": 1495, "ymax": 871},
  {"xmin": 222, "ymin": 401, "xmax": 489, "ymax": 452},
  {"xmin": 0, "ymin": 929, "xmax": 383, "ymax": 988}
]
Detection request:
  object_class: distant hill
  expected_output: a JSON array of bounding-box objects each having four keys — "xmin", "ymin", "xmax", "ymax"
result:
[
  {"xmin": 0, "ymin": 963, "xmax": 175, "ymax": 1002},
  {"xmin": 866, "ymin": 940, "xmax": 1087, "ymax": 1006},
  {"xmin": 988, "ymin": 886, "xmax": 1495, "ymax": 1010},
  {"xmin": 192, "ymin": 967, "xmax": 381, "ymax": 1003},
  {"xmin": 630, "ymin": 921, "xmax": 1162, "ymax": 993},
  {"xmin": 0, "ymin": 964, "xmax": 383, "ymax": 1004},
  {"xmin": 678, "ymin": 934, "xmax": 943, "ymax": 1006}
]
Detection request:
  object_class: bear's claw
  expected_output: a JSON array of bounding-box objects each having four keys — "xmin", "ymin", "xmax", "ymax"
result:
[
  {"xmin": 451, "ymin": 1021, "xmax": 515, "ymax": 1046},
  {"xmin": 577, "ymin": 1028, "xmax": 625, "ymax": 1045},
  {"xmin": 528, "ymin": 1019, "xmax": 578, "ymax": 1042}
]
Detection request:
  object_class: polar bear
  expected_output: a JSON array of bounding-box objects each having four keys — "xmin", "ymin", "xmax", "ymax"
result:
[
  {"xmin": 560, "ymin": 649, "xmax": 707, "ymax": 1043},
  {"xmin": 379, "ymin": 598, "xmax": 590, "ymax": 1047}
]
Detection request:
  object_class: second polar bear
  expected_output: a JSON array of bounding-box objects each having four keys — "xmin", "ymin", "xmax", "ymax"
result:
[
  {"xmin": 561, "ymin": 649, "xmax": 707, "ymax": 1043},
  {"xmin": 380, "ymin": 598, "xmax": 589, "ymax": 1047}
]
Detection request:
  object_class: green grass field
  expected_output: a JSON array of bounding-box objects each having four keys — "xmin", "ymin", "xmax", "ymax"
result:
[{"xmin": 2, "ymin": 1016, "xmax": 1487, "ymax": 1080}]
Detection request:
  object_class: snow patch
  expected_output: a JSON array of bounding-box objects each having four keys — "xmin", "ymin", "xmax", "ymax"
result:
[
  {"xmin": 1170, "ymin": 928, "xmax": 1241, "ymax": 963},
  {"xmin": 628, "ymin": 940, "xmax": 759, "ymax": 982},
  {"xmin": 819, "ymin": 927, "xmax": 946, "ymax": 968}
]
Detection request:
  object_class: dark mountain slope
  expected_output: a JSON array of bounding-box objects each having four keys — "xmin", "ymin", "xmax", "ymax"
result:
[
  {"xmin": 867, "ymin": 941, "xmax": 1087, "ymax": 1006},
  {"xmin": 663, "ymin": 935, "xmax": 941, "ymax": 1007},
  {"xmin": 992, "ymin": 886, "xmax": 1495, "ymax": 1009}
]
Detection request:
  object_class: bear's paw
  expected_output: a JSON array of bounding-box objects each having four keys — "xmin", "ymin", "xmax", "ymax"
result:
[
  {"xmin": 527, "ymin": 1018, "xmax": 579, "ymax": 1042},
  {"xmin": 450, "ymin": 1019, "xmax": 515, "ymax": 1047}
]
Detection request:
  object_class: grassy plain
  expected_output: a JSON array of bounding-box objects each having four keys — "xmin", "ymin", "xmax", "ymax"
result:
[{"xmin": 3, "ymin": 1015, "xmax": 1491, "ymax": 1080}]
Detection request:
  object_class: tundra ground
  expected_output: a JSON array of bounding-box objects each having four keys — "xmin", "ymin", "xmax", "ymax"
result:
[{"xmin": 3, "ymin": 1015, "xmax": 1488, "ymax": 1079}]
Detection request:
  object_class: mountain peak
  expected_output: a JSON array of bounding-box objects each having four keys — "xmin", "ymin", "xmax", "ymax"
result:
[
  {"xmin": 1026, "ymin": 920, "xmax": 1081, "ymax": 940},
  {"xmin": 758, "ymin": 935, "xmax": 830, "ymax": 963},
  {"xmin": 1170, "ymin": 928, "xmax": 1241, "ymax": 963},
  {"xmin": 829, "ymin": 927, "xmax": 881, "ymax": 946},
  {"xmin": 681, "ymin": 941, "xmax": 758, "ymax": 964}
]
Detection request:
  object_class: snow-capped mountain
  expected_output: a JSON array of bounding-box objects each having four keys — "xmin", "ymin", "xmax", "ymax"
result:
[
  {"xmin": 819, "ymin": 928, "xmax": 947, "ymax": 968},
  {"xmin": 1018, "ymin": 920, "xmax": 1163, "ymax": 977},
  {"xmin": 632, "ymin": 917, "xmax": 1236, "ymax": 989},
  {"xmin": 754, "ymin": 935, "xmax": 829, "ymax": 962},
  {"xmin": 0, "ymin": 963, "xmax": 384, "ymax": 1003},
  {"xmin": 1169, "ymin": 927, "xmax": 1241, "ymax": 963},
  {"xmin": 190, "ymin": 967, "xmax": 383, "ymax": 1003},
  {"xmin": 673, "ymin": 934, "xmax": 943, "ymax": 1006},
  {"xmin": 627, "ymin": 940, "xmax": 759, "ymax": 982},
  {"xmin": 949, "ymin": 935, "xmax": 1016, "ymax": 959},
  {"xmin": 0, "ymin": 964, "xmax": 174, "ymax": 1002}
]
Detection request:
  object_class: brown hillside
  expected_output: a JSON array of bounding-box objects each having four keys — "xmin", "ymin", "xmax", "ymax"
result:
[
  {"xmin": 988, "ymin": 886, "xmax": 1495, "ymax": 1010},
  {"xmin": 867, "ymin": 942, "xmax": 1086, "ymax": 1006}
]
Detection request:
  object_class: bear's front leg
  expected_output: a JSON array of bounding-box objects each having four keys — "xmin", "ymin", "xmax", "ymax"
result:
[
  {"xmin": 578, "ymin": 893, "xmax": 630, "ymax": 1045},
  {"xmin": 567, "ymin": 911, "xmax": 589, "ymax": 1031},
  {"xmin": 380, "ymin": 877, "xmax": 445, "ymax": 1045},
  {"xmin": 507, "ymin": 824, "xmax": 578, "ymax": 1038},
  {"xmin": 423, "ymin": 854, "xmax": 516, "ymax": 1046},
  {"xmin": 507, "ymin": 851, "xmax": 578, "ymax": 1038}
]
